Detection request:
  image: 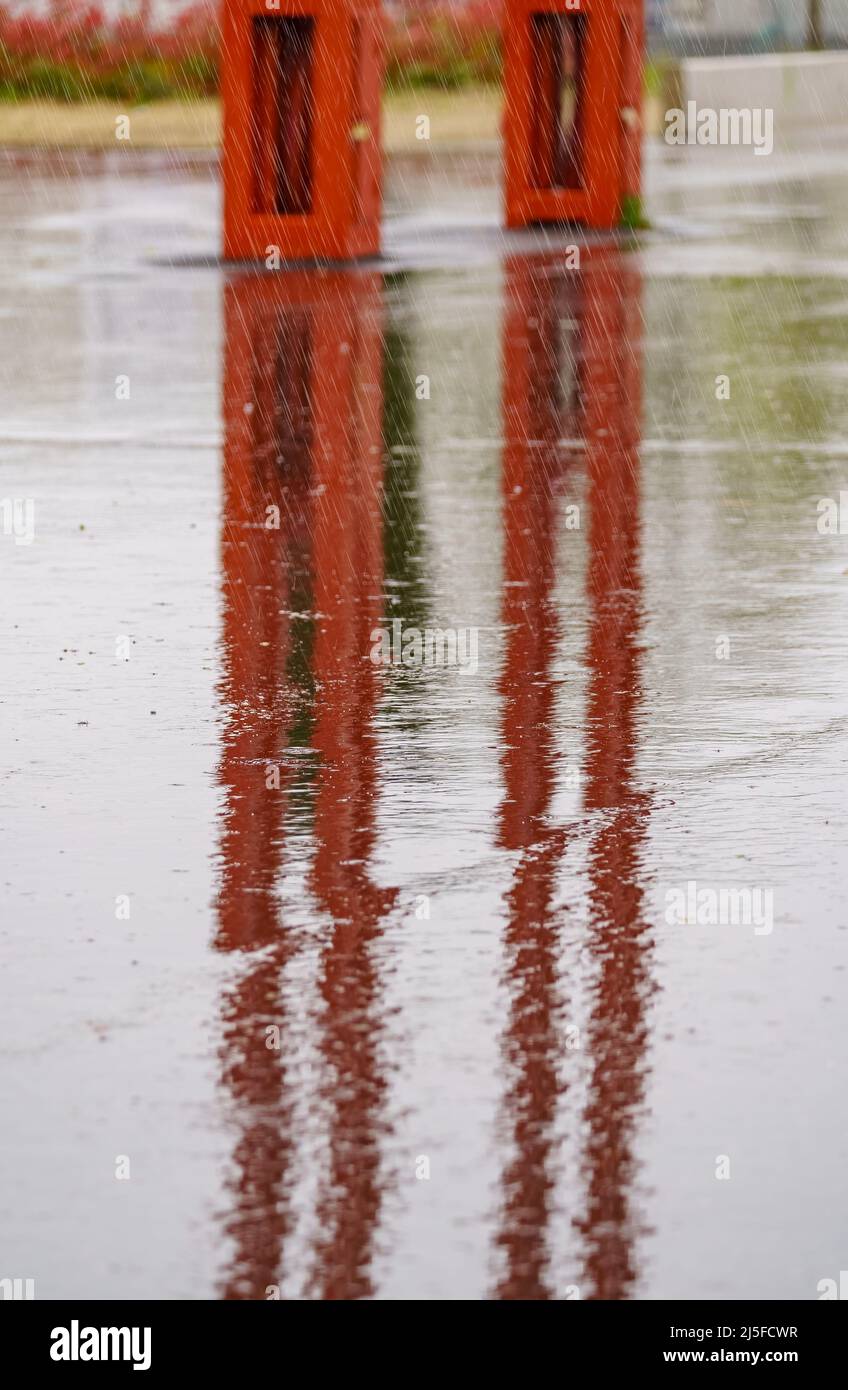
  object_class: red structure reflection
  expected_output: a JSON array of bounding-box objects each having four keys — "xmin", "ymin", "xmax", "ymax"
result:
[
  {"xmin": 577, "ymin": 249, "xmax": 653, "ymax": 1302},
  {"xmin": 305, "ymin": 278, "xmax": 398, "ymax": 1300},
  {"xmin": 217, "ymin": 270, "xmax": 393, "ymax": 1298},
  {"xmin": 495, "ymin": 248, "xmax": 652, "ymax": 1299},
  {"xmin": 495, "ymin": 252, "xmax": 576, "ymax": 1299}
]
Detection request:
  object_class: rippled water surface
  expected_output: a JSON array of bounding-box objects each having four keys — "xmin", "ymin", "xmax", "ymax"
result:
[{"xmin": 1, "ymin": 140, "xmax": 847, "ymax": 1299}]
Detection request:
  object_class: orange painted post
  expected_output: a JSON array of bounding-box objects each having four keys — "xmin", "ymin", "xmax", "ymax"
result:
[
  {"xmin": 504, "ymin": 0, "xmax": 644, "ymax": 231},
  {"xmin": 222, "ymin": 0, "xmax": 383, "ymax": 262}
]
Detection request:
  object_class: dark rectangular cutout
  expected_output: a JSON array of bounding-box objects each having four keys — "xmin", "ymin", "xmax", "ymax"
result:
[
  {"xmin": 251, "ymin": 17, "xmax": 315, "ymax": 216},
  {"xmin": 350, "ymin": 19, "xmax": 366, "ymax": 225},
  {"xmin": 249, "ymin": 312, "xmax": 314, "ymax": 482},
  {"xmin": 529, "ymin": 13, "xmax": 586, "ymax": 192}
]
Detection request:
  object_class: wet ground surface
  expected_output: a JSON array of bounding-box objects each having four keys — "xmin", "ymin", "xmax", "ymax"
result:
[{"xmin": 1, "ymin": 133, "xmax": 847, "ymax": 1300}]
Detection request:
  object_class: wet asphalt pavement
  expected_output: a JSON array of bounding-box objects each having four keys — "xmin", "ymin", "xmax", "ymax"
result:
[{"xmin": 1, "ymin": 131, "xmax": 847, "ymax": 1299}]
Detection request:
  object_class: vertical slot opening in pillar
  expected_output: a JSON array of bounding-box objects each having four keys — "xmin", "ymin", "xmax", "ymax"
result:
[
  {"xmin": 251, "ymin": 17, "xmax": 315, "ymax": 217},
  {"xmin": 350, "ymin": 20, "xmax": 366, "ymax": 225},
  {"xmin": 529, "ymin": 12, "xmax": 586, "ymax": 191}
]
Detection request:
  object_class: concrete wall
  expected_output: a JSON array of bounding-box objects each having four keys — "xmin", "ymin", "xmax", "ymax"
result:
[
  {"xmin": 649, "ymin": 0, "xmax": 848, "ymax": 52},
  {"xmin": 668, "ymin": 48, "xmax": 848, "ymax": 128}
]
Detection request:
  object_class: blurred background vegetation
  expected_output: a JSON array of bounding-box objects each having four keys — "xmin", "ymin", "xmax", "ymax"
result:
[{"xmin": 0, "ymin": 1, "xmax": 504, "ymax": 104}]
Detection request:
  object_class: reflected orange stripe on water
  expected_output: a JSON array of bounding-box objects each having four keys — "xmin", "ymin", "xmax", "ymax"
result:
[
  {"xmin": 214, "ymin": 253, "xmax": 655, "ymax": 1301},
  {"xmin": 216, "ymin": 271, "xmax": 394, "ymax": 1300},
  {"xmin": 495, "ymin": 248, "xmax": 655, "ymax": 1300}
]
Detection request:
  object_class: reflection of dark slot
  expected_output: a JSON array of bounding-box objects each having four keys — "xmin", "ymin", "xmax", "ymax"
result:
[
  {"xmin": 560, "ymin": 315, "xmax": 580, "ymax": 416},
  {"xmin": 528, "ymin": 301, "xmax": 581, "ymax": 436},
  {"xmin": 274, "ymin": 319, "xmax": 314, "ymax": 480},
  {"xmin": 251, "ymin": 17, "xmax": 314, "ymax": 216},
  {"xmin": 530, "ymin": 13, "xmax": 585, "ymax": 192},
  {"xmin": 249, "ymin": 316, "xmax": 314, "ymax": 482}
]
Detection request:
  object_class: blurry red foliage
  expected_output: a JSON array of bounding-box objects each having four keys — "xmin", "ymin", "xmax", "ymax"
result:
[{"xmin": 0, "ymin": 1, "xmax": 503, "ymax": 101}]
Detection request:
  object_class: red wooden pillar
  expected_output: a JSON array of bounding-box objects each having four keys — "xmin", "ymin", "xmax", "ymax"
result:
[
  {"xmin": 222, "ymin": 0, "xmax": 384, "ymax": 261},
  {"xmin": 504, "ymin": 0, "xmax": 644, "ymax": 230}
]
